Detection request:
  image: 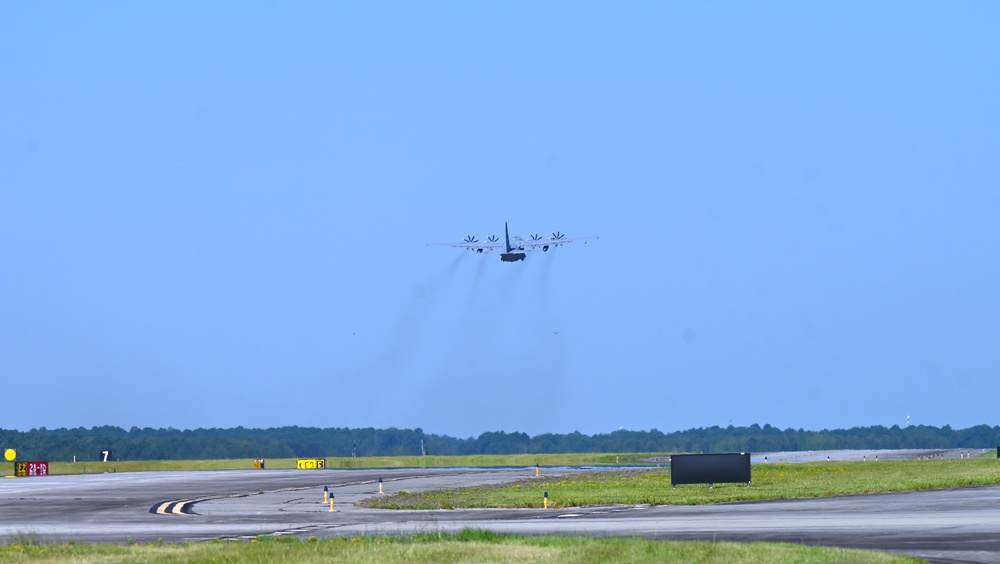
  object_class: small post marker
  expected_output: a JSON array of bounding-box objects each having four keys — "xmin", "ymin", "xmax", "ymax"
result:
[
  {"xmin": 329, "ymin": 493, "xmax": 335, "ymax": 512},
  {"xmin": 764, "ymin": 456, "xmax": 768, "ymax": 464},
  {"xmin": 323, "ymin": 485, "xmax": 329, "ymax": 503},
  {"xmin": 378, "ymin": 477, "xmax": 383, "ymax": 494},
  {"xmin": 535, "ymin": 464, "xmax": 540, "ymax": 477},
  {"xmin": 543, "ymin": 491, "xmax": 549, "ymax": 509}
]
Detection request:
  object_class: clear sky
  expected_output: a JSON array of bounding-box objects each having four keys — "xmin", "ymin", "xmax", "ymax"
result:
[{"xmin": 2, "ymin": 3, "xmax": 998, "ymax": 438}]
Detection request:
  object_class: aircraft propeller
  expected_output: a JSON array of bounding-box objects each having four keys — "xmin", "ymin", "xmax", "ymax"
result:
[
  {"xmin": 529, "ymin": 234, "xmax": 544, "ymax": 241},
  {"xmin": 486, "ymin": 235, "xmax": 500, "ymax": 243},
  {"xmin": 550, "ymin": 231, "xmax": 565, "ymax": 240},
  {"xmin": 462, "ymin": 235, "xmax": 478, "ymax": 243}
]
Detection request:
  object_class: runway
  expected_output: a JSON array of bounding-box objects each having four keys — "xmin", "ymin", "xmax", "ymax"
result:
[{"xmin": 2, "ymin": 462, "xmax": 998, "ymax": 563}]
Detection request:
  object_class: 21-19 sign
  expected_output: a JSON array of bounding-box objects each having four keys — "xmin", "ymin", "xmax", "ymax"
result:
[{"xmin": 14, "ymin": 461, "xmax": 49, "ymax": 477}]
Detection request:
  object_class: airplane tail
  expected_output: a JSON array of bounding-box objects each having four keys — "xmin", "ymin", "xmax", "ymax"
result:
[{"xmin": 504, "ymin": 222, "xmax": 513, "ymax": 253}]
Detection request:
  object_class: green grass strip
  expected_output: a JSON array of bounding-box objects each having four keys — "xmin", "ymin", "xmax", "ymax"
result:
[
  {"xmin": 360, "ymin": 459, "xmax": 1000, "ymax": 509},
  {"xmin": 0, "ymin": 531, "xmax": 919, "ymax": 563},
  {"xmin": 43, "ymin": 453, "xmax": 652, "ymax": 474}
]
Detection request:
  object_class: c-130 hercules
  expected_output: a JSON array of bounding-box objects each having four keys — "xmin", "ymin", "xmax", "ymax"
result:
[{"xmin": 431, "ymin": 222, "xmax": 597, "ymax": 262}]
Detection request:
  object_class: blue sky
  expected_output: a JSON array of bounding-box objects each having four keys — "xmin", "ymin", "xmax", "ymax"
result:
[{"xmin": 2, "ymin": 3, "xmax": 998, "ymax": 438}]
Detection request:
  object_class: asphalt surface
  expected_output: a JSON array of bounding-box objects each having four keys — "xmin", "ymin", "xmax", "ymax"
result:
[{"xmin": 1, "ymin": 451, "xmax": 998, "ymax": 563}]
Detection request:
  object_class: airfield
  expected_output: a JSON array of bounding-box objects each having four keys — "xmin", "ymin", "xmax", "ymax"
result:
[{"xmin": 2, "ymin": 449, "xmax": 998, "ymax": 563}]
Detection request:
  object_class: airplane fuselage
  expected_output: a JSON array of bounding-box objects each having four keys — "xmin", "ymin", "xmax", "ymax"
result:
[{"xmin": 500, "ymin": 222, "xmax": 527, "ymax": 262}]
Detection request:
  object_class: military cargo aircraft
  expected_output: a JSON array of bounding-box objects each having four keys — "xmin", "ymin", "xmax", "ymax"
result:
[{"xmin": 432, "ymin": 222, "xmax": 597, "ymax": 262}]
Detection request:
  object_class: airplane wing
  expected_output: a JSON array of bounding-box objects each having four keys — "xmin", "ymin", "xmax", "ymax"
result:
[
  {"xmin": 427, "ymin": 235, "xmax": 506, "ymax": 254},
  {"xmin": 516, "ymin": 232, "xmax": 599, "ymax": 251}
]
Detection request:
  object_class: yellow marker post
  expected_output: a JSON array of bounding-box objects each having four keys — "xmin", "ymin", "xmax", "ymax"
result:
[
  {"xmin": 543, "ymin": 491, "xmax": 549, "ymax": 509},
  {"xmin": 535, "ymin": 464, "xmax": 539, "ymax": 477},
  {"xmin": 378, "ymin": 478, "xmax": 383, "ymax": 494},
  {"xmin": 323, "ymin": 485, "xmax": 329, "ymax": 503},
  {"xmin": 328, "ymin": 493, "xmax": 335, "ymax": 512}
]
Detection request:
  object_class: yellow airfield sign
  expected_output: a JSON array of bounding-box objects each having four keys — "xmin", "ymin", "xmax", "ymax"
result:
[{"xmin": 296, "ymin": 458, "xmax": 326, "ymax": 469}]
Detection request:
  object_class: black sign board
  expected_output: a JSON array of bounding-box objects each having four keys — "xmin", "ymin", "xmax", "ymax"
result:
[{"xmin": 671, "ymin": 453, "xmax": 751, "ymax": 486}]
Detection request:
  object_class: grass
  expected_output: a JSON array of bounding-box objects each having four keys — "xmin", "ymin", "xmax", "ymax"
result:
[
  {"xmin": 43, "ymin": 453, "xmax": 652, "ymax": 475},
  {"xmin": 0, "ymin": 531, "xmax": 919, "ymax": 563},
  {"xmin": 359, "ymin": 458, "xmax": 1000, "ymax": 509}
]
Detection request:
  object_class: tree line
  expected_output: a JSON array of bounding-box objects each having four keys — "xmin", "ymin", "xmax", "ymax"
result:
[{"xmin": 2, "ymin": 423, "xmax": 998, "ymax": 462}]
